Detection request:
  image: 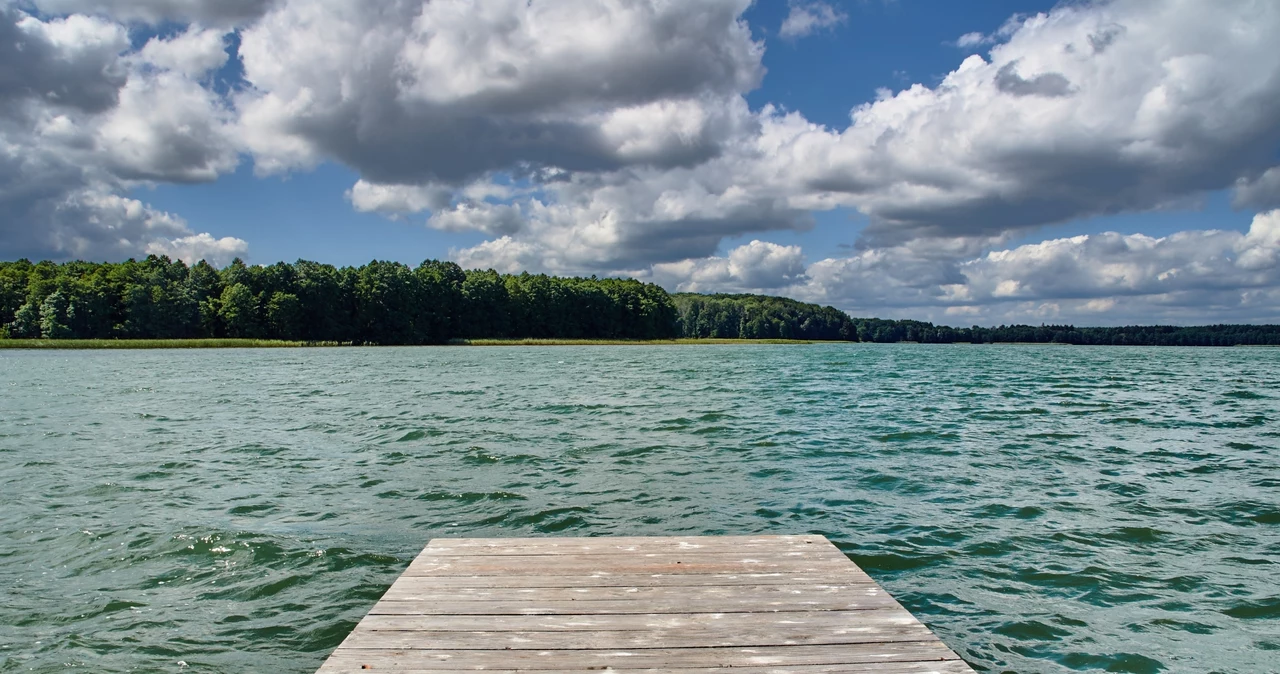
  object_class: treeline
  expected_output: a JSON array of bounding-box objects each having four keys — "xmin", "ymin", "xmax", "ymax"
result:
[
  {"xmin": 0, "ymin": 257, "xmax": 677, "ymax": 343},
  {"xmin": 670, "ymin": 293, "xmax": 1280, "ymax": 346},
  {"xmin": 3, "ymin": 257, "xmax": 1279, "ymax": 346},
  {"xmin": 964, "ymin": 324, "xmax": 1280, "ymax": 347},
  {"xmin": 673, "ymin": 293, "xmax": 856, "ymax": 340}
]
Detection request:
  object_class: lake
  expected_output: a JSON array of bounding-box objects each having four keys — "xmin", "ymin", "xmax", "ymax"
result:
[{"xmin": 1, "ymin": 344, "xmax": 1277, "ymax": 672}]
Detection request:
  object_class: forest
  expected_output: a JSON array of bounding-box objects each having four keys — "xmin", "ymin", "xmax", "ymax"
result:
[
  {"xmin": 672, "ymin": 293, "xmax": 1280, "ymax": 346},
  {"xmin": 2, "ymin": 257, "xmax": 1279, "ymax": 346},
  {"xmin": 0, "ymin": 257, "xmax": 677, "ymax": 343}
]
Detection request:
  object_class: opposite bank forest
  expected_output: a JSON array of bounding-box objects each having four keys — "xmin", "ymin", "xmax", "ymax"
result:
[{"xmin": 2, "ymin": 257, "xmax": 1278, "ymax": 346}]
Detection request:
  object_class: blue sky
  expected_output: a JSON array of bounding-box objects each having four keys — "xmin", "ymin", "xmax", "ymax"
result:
[{"xmin": 5, "ymin": 0, "xmax": 1280, "ymax": 324}]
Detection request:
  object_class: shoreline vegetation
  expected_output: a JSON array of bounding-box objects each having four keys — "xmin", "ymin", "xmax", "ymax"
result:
[
  {"xmin": 3, "ymin": 338, "xmax": 1279, "ymax": 349},
  {"xmin": 0, "ymin": 338, "xmax": 815, "ymax": 349},
  {"xmin": 3, "ymin": 256, "xmax": 1280, "ymax": 347}
]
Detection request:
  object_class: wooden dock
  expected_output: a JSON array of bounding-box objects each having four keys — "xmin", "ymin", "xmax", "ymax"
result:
[{"xmin": 317, "ymin": 535, "xmax": 975, "ymax": 673}]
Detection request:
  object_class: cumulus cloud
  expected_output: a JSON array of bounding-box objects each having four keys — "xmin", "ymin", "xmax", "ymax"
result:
[
  {"xmin": 779, "ymin": 1, "xmax": 847, "ymax": 39},
  {"xmin": 145, "ymin": 232, "xmax": 249, "ymax": 267},
  {"xmin": 135, "ymin": 25, "xmax": 229, "ymax": 76},
  {"xmin": 6, "ymin": 0, "xmax": 1280, "ymax": 326},
  {"xmin": 1234, "ymin": 167, "xmax": 1280, "ymax": 211},
  {"xmin": 444, "ymin": 148, "xmax": 816, "ymax": 273},
  {"xmin": 40, "ymin": 192, "xmax": 191, "ymax": 260},
  {"xmin": 346, "ymin": 180, "xmax": 451, "ymax": 217},
  {"xmin": 646, "ymin": 211, "xmax": 1280, "ymax": 325},
  {"xmin": 451, "ymin": 236, "xmax": 543, "ymax": 275},
  {"xmin": 766, "ymin": 0, "xmax": 1280, "ymax": 246},
  {"xmin": 0, "ymin": 6, "xmax": 242, "ymax": 262},
  {"xmin": 10, "ymin": 189, "xmax": 242, "ymax": 267},
  {"xmin": 421, "ymin": 0, "xmax": 1280, "ymax": 298},
  {"xmin": 0, "ymin": 9, "xmax": 129, "ymax": 114},
  {"xmin": 429, "ymin": 202, "xmax": 524, "ymax": 236},
  {"xmin": 235, "ymin": 0, "xmax": 762, "ymax": 184},
  {"xmin": 650, "ymin": 240, "xmax": 806, "ymax": 292},
  {"xmin": 98, "ymin": 68, "xmax": 237, "ymax": 182},
  {"xmin": 30, "ymin": 0, "xmax": 277, "ymax": 26},
  {"xmin": 954, "ymin": 32, "xmax": 989, "ymax": 49},
  {"xmin": 936, "ymin": 211, "xmax": 1280, "ymax": 323}
]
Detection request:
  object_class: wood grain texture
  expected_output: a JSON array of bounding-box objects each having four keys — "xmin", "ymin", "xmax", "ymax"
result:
[
  {"xmin": 315, "ymin": 535, "xmax": 976, "ymax": 673},
  {"xmin": 317, "ymin": 642, "xmax": 964, "ymax": 671},
  {"xmin": 377, "ymin": 581, "xmax": 884, "ymax": 603},
  {"xmin": 421, "ymin": 535, "xmax": 833, "ymax": 556},
  {"xmin": 403, "ymin": 555, "xmax": 856, "ymax": 577},
  {"xmin": 377, "ymin": 572, "xmax": 874, "ymax": 588},
  {"xmin": 317, "ymin": 664, "xmax": 975, "ymax": 674}
]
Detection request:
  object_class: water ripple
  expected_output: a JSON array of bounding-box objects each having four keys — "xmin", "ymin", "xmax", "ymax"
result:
[{"xmin": 1, "ymin": 344, "xmax": 1278, "ymax": 672}]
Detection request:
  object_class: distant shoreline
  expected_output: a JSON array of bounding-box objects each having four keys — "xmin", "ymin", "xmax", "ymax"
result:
[
  {"xmin": 0, "ymin": 338, "xmax": 815, "ymax": 349},
  {"xmin": 1, "ymin": 338, "xmax": 1275, "ymax": 349}
]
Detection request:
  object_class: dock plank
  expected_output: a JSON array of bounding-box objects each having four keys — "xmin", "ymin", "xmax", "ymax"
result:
[
  {"xmin": 318, "ymin": 664, "xmax": 975, "ymax": 674},
  {"xmin": 318, "ymin": 643, "xmax": 962, "ymax": 671},
  {"xmin": 422, "ymin": 535, "xmax": 831, "ymax": 556},
  {"xmin": 378, "ymin": 581, "xmax": 884, "ymax": 603},
  {"xmin": 316, "ymin": 536, "xmax": 975, "ymax": 673},
  {"xmin": 380, "ymin": 572, "xmax": 874, "ymax": 588},
  {"xmin": 355, "ymin": 607, "xmax": 922, "ymax": 631},
  {"xmin": 403, "ymin": 555, "xmax": 855, "ymax": 577},
  {"xmin": 369, "ymin": 596, "xmax": 898, "ymax": 615}
]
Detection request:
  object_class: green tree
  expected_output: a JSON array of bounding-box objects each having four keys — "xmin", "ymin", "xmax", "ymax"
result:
[
  {"xmin": 39, "ymin": 290, "xmax": 72, "ymax": 339},
  {"xmin": 460, "ymin": 269, "xmax": 510, "ymax": 337},
  {"xmin": 9, "ymin": 302, "xmax": 40, "ymax": 338},
  {"xmin": 219, "ymin": 283, "xmax": 259, "ymax": 338},
  {"xmin": 266, "ymin": 291, "xmax": 303, "ymax": 340}
]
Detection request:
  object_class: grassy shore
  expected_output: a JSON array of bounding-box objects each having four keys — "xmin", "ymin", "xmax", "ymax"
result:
[
  {"xmin": 451, "ymin": 338, "xmax": 814, "ymax": 346},
  {"xmin": 0, "ymin": 338, "xmax": 341, "ymax": 349},
  {"xmin": 0, "ymin": 338, "xmax": 813, "ymax": 349}
]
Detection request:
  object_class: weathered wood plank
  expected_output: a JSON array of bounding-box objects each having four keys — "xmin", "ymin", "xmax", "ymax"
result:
[
  {"xmin": 355, "ymin": 608, "xmax": 920, "ymax": 632},
  {"xmin": 318, "ymin": 662, "xmax": 975, "ymax": 674},
  {"xmin": 318, "ymin": 642, "xmax": 962, "ymax": 670},
  {"xmin": 418, "ymin": 549, "xmax": 848, "ymax": 562},
  {"xmin": 337, "ymin": 626, "xmax": 935, "ymax": 650},
  {"xmin": 368, "ymin": 595, "xmax": 898, "ymax": 615},
  {"xmin": 423, "ymin": 535, "xmax": 833, "ymax": 556},
  {"xmin": 315, "ymin": 536, "xmax": 975, "ymax": 673},
  {"xmin": 404, "ymin": 555, "xmax": 854, "ymax": 577},
  {"xmin": 377, "ymin": 581, "xmax": 884, "ymax": 603},
  {"xmin": 382, "ymin": 572, "xmax": 872, "ymax": 588}
]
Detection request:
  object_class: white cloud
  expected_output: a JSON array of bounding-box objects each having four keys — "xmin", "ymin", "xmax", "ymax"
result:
[
  {"xmin": 135, "ymin": 25, "xmax": 228, "ymax": 77},
  {"xmin": 954, "ymin": 31, "xmax": 988, "ymax": 49},
  {"xmin": 145, "ymin": 232, "xmax": 249, "ymax": 267},
  {"xmin": 96, "ymin": 66, "xmax": 237, "ymax": 182},
  {"xmin": 3, "ymin": 11, "xmax": 129, "ymax": 113},
  {"xmin": 1235, "ymin": 166, "xmax": 1280, "ymax": 211},
  {"xmin": 444, "ymin": 144, "xmax": 815, "ymax": 273},
  {"xmin": 30, "ymin": 0, "xmax": 277, "ymax": 26},
  {"xmin": 346, "ymin": 180, "xmax": 450, "ymax": 216},
  {"xmin": 649, "ymin": 210, "xmax": 1280, "ymax": 325},
  {"xmin": 764, "ymin": 0, "xmax": 1280, "ymax": 245},
  {"xmin": 45, "ymin": 191, "xmax": 189, "ymax": 258},
  {"xmin": 451, "ymin": 236, "xmax": 543, "ymax": 275},
  {"xmin": 727, "ymin": 240, "xmax": 807, "ymax": 288},
  {"xmin": 5, "ymin": 0, "xmax": 1280, "ymax": 327},
  {"xmin": 39, "ymin": 191, "xmax": 244, "ymax": 267},
  {"xmin": 780, "ymin": 1, "xmax": 847, "ymax": 40},
  {"xmin": 430, "ymin": 0, "xmax": 1280, "ymax": 301},
  {"xmin": 235, "ymin": 0, "xmax": 762, "ymax": 183},
  {"xmin": 649, "ymin": 240, "xmax": 806, "ymax": 292},
  {"xmin": 429, "ymin": 202, "xmax": 524, "ymax": 236},
  {"xmin": 0, "ymin": 7, "xmax": 242, "ymax": 261}
]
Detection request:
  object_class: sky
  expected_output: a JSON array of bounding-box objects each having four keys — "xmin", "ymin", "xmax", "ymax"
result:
[{"xmin": 3, "ymin": 0, "xmax": 1280, "ymax": 326}]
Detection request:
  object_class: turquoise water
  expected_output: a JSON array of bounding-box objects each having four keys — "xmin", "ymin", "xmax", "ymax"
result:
[{"xmin": 1, "ymin": 344, "xmax": 1277, "ymax": 673}]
